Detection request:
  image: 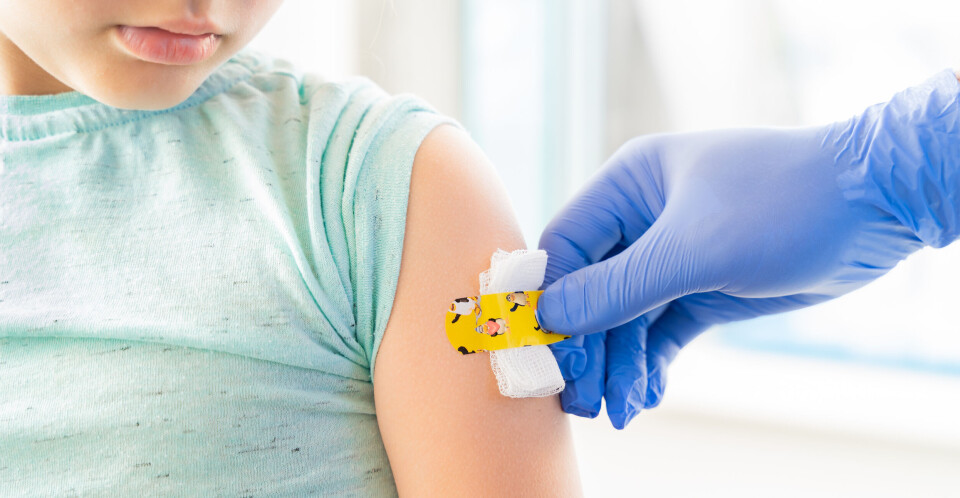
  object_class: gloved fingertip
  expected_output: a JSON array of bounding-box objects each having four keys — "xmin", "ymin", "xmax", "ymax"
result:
[
  {"xmin": 644, "ymin": 375, "xmax": 664, "ymax": 409},
  {"xmin": 604, "ymin": 374, "xmax": 644, "ymax": 429},
  {"xmin": 537, "ymin": 284, "xmax": 583, "ymax": 335},
  {"xmin": 562, "ymin": 393, "xmax": 600, "ymax": 419},
  {"xmin": 565, "ymin": 404, "xmax": 601, "ymax": 419},
  {"xmin": 561, "ymin": 384, "xmax": 602, "ymax": 419},
  {"xmin": 609, "ymin": 406, "xmax": 639, "ymax": 430},
  {"xmin": 643, "ymin": 394, "xmax": 659, "ymax": 409},
  {"xmin": 534, "ymin": 308, "xmax": 546, "ymax": 329},
  {"xmin": 534, "ymin": 301, "xmax": 561, "ymax": 335}
]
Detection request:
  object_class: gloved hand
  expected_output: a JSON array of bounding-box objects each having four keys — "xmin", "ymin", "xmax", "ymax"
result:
[{"xmin": 539, "ymin": 70, "xmax": 960, "ymax": 429}]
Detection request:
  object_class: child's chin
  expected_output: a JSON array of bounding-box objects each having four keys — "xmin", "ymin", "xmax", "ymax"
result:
[
  {"xmin": 96, "ymin": 89, "xmax": 196, "ymax": 111},
  {"xmin": 84, "ymin": 75, "xmax": 205, "ymax": 111}
]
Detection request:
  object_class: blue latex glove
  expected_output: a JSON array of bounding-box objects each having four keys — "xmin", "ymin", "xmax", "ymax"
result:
[{"xmin": 539, "ymin": 70, "xmax": 960, "ymax": 429}]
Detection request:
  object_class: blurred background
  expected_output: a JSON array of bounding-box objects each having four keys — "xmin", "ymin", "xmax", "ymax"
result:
[{"xmin": 251, "ymin": 1, "xmax": 960, "ymax": 495}]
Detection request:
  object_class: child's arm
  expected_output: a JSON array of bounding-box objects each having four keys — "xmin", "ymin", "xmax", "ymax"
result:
[{"xmin": 374, "ymin": 125, "xmax": 583, "ymax": 496}]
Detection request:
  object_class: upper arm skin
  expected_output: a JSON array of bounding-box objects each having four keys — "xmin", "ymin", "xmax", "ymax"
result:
[{"xmin": 373, "ymin": 125, "xmax": 583, "ymax": 497}]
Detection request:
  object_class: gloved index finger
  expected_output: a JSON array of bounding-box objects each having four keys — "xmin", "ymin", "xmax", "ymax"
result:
[{"xmin": 538, "ymin": 213, "xmax": 705, "ymax": 336}]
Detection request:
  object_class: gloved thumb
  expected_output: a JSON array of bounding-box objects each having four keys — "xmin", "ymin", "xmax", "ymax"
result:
[{"xmin": 537, "ymin": 221, "xmax": 700, "ymax": 336}]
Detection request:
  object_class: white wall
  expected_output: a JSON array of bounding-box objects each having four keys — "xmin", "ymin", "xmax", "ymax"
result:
[
  {"xmin": 356, "ymin": 0, "xmax": 463, "ymax": 119},
  {"xmin": 248, "ymin": 0, "xmax": 358, "ymax": 79},
  {"xmin": 250, "ymin": 0, "xmax": 460, "ymax": 118}
]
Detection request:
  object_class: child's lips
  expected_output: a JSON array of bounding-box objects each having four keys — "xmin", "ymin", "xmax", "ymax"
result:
[{"xmin": 115, "ymin": 25, "xmax": 221, "ymax": 65}]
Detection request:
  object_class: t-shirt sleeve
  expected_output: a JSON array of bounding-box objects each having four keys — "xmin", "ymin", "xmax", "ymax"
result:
[{"xmin": 304, "ymin": 78, "xmax": 458, "ymax": 382}]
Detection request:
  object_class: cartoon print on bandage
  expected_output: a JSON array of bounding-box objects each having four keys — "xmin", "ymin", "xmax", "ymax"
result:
[
  {"xmin": 449, "ymin": 296, "xmax": 479, "ymax": 324},
  {"xmin": 505, "ymin": 291, "xmax": 528, "ymax": 312},
  {"xmin": 504, "ymin": 291, "xmax": 540, "ymax": 330},
  {"xmin": 444, "ymin": 290, "xmax": 570, "ymax": 354},
  {"xmin": 478, "ymin": 318, "xmax": 508, "ymax": 337}
]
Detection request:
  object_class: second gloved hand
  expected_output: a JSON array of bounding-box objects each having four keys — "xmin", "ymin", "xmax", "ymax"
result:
[{"xmin": 540, "ymin": 70, "xmax": 960, "ymax": 428}]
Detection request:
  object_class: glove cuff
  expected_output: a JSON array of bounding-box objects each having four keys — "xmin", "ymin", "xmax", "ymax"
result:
[{"xmin": 830, "ymin": 69, "xmax": 960, "ymax": 248}]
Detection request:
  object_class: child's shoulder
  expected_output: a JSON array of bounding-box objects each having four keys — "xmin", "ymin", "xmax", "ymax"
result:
[
  {"xmin": 226, "ymin": 48, "xmax": 386, "ymax": 109},
  {"xmin": 218, "ymin": 48, "xmax": 448, "ymax": 150}
]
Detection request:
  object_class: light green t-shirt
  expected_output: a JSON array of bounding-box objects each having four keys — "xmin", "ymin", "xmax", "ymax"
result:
[{"xmin": 0, "ymin": 48, "xmax": 454, "ymax": 496}]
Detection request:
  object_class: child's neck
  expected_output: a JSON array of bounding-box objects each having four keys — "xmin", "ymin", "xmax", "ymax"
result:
[{"xmin": 0, "ymin": 33, "xmax": 75, "ymax": 96}]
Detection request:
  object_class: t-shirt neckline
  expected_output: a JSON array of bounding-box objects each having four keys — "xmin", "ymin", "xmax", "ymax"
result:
[{"xmin": 0, "ymin": 48, "xmax": 264, "ymax": 142}]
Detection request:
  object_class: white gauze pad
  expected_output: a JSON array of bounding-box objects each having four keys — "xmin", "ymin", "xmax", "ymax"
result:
[{"xmin": 480, "ymin": 249, "xmax": 565, "ymax": 398}]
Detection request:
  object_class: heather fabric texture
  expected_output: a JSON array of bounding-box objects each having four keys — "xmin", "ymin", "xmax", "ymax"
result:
[{"xmin": 0, "ymin": 48, "xmax": 454, "ymax": 496}]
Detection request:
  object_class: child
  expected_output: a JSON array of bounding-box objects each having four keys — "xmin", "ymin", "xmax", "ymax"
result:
[{"xmin": 0, "ymin": 2, "xmax": 581, "ymax": 495}]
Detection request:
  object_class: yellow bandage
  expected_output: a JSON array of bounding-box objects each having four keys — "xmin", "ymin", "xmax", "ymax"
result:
[{"xmin": 445, "ymin": 290, "xmax": 570, "ymax": 355}]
